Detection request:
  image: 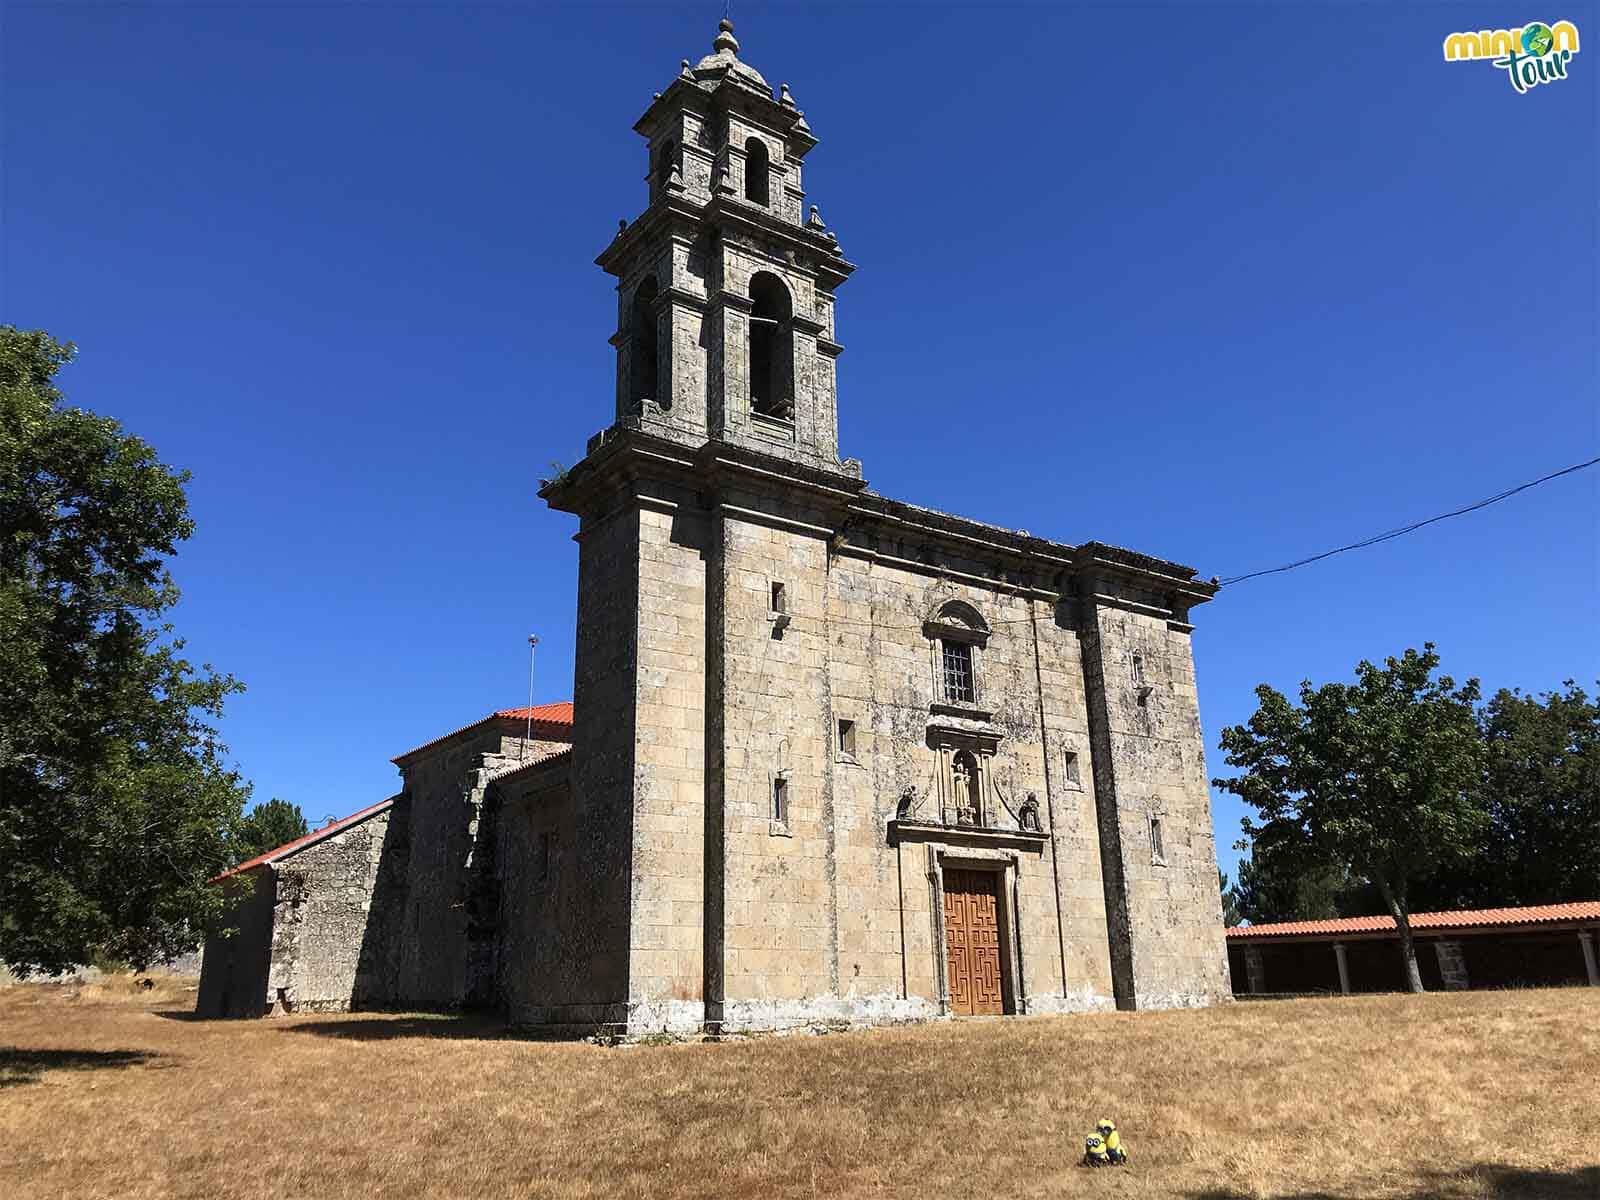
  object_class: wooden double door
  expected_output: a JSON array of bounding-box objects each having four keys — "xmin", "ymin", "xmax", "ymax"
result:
[{"xmin": 943, "ymin": 868, "xmax": 1005, "ymax": 1016}]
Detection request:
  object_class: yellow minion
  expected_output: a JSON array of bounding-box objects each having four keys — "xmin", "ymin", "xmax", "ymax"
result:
[
  {"xmin": 1083, "ymin": 1133, "xmax": 1109, "ymax": 1167},
  {"xmin": 1097, "ymin": 1119, "xmax": 1127, "ymax": 1165}
]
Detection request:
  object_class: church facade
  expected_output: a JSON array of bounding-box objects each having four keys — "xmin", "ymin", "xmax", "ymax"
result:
[{"xmin": 199, "ymin": 21, "xmax": 1231, "ymax": 1032}]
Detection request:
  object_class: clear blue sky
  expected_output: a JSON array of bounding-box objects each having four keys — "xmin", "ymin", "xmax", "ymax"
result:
[{"xmin": 6, "ymin": 3, "xmax": 1596, "ymax": 873}]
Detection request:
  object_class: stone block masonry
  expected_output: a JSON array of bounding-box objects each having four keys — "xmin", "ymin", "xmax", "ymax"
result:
[{"xmin": 199, "ymin": 18, "xmax": 1233, "ymax": 1033}]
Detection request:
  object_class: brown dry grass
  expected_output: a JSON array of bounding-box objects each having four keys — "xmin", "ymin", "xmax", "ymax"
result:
[{"xmin": 1, "ymin": 981, "xmax": 1595, "ymax": 1200}]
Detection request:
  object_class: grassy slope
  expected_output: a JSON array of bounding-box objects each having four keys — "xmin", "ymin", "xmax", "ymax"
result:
[{"xmin": 1, "ymin": 980, "xmax": 1595, "ymax": 1199}]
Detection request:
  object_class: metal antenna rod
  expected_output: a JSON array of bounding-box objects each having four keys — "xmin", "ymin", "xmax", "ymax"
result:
[{"xmin": 522, "ymin": 634, "xmax": 540, "ymax": 760}]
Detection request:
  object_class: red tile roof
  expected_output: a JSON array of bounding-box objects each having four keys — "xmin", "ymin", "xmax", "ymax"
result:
[
  {"xmin": 1227, "ymin": 901, "xmax": 1600, "ymax": 940},
  {"xmin": 392, "ymin": 701, "xmax": 574, "ymax": 765},
  {"xmin": 212, "ymin": 796, "xmax": 397, "ymax": 883}
]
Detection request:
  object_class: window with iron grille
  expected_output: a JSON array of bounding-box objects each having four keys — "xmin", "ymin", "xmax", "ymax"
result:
[{"xmin": 941, "ymin": 640, "xmax": 975, "ymax": 704}]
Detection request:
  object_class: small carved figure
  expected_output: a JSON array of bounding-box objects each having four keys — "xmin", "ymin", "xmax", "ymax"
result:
[
  {"xmin": 1018, "ymin": 792, "xmax": 1042, "ymax": 833},
  {"xmin": 896, "ymin": 786, "xmax": 916, "ymax": 821}
]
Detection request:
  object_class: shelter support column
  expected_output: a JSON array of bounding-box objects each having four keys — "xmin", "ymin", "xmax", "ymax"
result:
[
  {"xmin": 1433, "ymin": 940, "xmax": 1469, "ymax": 991},
  {"xmin": 1579, "ymin": 929, "xmax": 1600, "ymax": 987},
  {"xmin": 1332, "ymin": 942, "xmax": 1351, "ymax": 995},
  {"xmin": 1243, "ymin": 945, "xmax": 1264, "ymax": 995}
]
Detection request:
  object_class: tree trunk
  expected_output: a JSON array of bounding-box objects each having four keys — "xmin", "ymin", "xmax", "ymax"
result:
[{"xmin": 1377, "ymin": 878, "xmax": 1425, "ymax": 994}]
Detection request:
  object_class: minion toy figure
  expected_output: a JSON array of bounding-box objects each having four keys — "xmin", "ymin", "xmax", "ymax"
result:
[
  {"xmin": 1082, "ymin": 1133, "xmax": 1110, "ymax": 1167},
  {"xmin": 1097, "ymin": 1119, "xmax": 1128, "ymax": 1165}
]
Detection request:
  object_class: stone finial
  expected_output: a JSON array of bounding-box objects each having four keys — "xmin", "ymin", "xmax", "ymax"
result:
[
  {"xmin": 779, "ymin": 82, "xmax": 797, "ymax": 109},
  {"xmin": 714, "ymin": 18, "xmax": 739, "ymax": 55},
  {"xmin": 680, "ymin": 58, "xmax": 692, "ymax": 78},
  {"xmin": 792, "ymin": 109, "xmax": 812, "ymax": 135},
  {"xmin": 807, "ymin": 204, "xmax": 827, "ymax": 231}
]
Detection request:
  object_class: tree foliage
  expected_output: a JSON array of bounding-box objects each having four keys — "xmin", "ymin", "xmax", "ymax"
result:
[
  {"xmin": 1214, "ymin": 645, "xmax": 1484, "ymax": 992},
  {"xmin": 0, "ymin": 327, "xmax": 249, "ymax": 975},
  {"xmin": 1218, "ymin": 871, "xmax": 1243, "ymax": 927},
  {"xmin": 1225, "ymin": 842, "xmax": 1349, "ymax": 925},
  {"xmin": 232, "ymin": 799, "xmax": 309, "ymax": 866},
  {"xmin": 1473, "ymin": 682, "xmax": 1599, "ymax": 905}
]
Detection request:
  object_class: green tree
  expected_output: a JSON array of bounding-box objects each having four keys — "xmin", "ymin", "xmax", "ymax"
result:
[
  {"xmin": 1214, "ymin": 646, "xmax": 1485, "ymax": 992},
  {"xmin": 1475, "ymin": 682, "xmax": 1599, "ymax": 905},
  {"xmin": 1218, "ymin": 870, "xmax": 1243, "ymax": 927},
  {"xmin": 0, "ymin": 327, "xmax": 249, "ymax": 975},
  {"xmin": 1227, "ymin": 838, "xmax": 1348, "ymax": 925},
  {"xmin": 233, "ymin": 798, "xmax": 309, "ymax": 866}
]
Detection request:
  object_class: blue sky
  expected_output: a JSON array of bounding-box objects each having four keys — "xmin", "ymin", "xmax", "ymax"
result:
[{"xmin": 6, "ymin": 3, "xmax": 1596, "ymax": 873}]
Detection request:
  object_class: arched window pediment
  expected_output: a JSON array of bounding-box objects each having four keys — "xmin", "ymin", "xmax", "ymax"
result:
[{"xmin": 922, "ymin": 599, "xmax": 990, "ymax": 647}]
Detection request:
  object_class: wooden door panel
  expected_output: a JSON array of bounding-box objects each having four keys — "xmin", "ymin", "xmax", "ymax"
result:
[{"xmin": 943, "ymin": 869, "xmax": 1004, "ymax": 1016}]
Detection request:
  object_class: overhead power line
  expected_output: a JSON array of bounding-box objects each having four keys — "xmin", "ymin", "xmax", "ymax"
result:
[{"xmin": 1219, "ymin": 456, "xmax": 1600, "ymax": 587}]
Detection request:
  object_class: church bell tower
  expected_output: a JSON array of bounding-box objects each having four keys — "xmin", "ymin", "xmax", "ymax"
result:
[{"xmin": 594, "ymin": 18, "xmax": 855, "ymax": 473}]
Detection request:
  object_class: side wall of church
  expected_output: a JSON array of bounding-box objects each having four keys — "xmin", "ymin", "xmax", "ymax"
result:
[
  {"xmin": 391, "ymin": 730, "xmax": 573, "ymax": 1011},
  {"xmin": 494, "ymin": 765, "xmax": 587, "ymax": 1022},
  {"xmin": 265, "ymin": 808, "xmax": 394, "ymax": 1013},
  {"xmin": 1081, "ymin": 601, "xmax": 1232, "ymax": 1008},
  {"xmin": 196, "ymin": 871, "xmax": 276, "ymax": 1018},
  {"xmin": 626, "ymin": 498, "xmax": 711, "ymax": 1029}
]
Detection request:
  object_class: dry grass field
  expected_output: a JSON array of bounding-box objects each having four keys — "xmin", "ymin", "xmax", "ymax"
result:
[{"xmin": 1, "ymin": 978, "xmax": 1595, "ymax": 1200}]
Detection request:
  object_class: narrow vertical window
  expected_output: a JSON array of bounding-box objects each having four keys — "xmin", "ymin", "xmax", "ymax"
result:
[
  {"xmin": 537, "ymin": 831, "xmax": 552, "ymax": 881},
  {"xmin": 770, "ymin": 580, "xmax": 787, "ymax": 615},
  {"xmin": 749, "ymin": 272, "xmax": 793, "ymax": 420},
  {"xmin": 744, "ymin": 136, "xmax": 769, "ymax": 206},
  {"xmin": 772, "ymin": 776, "xmax": 789, "ymax": 824},
  {"xmin": 654, "ymin": 138, "xmax": 677, "ymax": 195},
  {"xmin": 629, "ymin": 276, "xmax": 659, "ymax": 403},
  {"xmin": 1063, "ymin": 750, "xmax": 1081, "ymax": 788},
  {"xmin": 1150, "ymin": 815, "xmax": 1166, "ymax": 863},
  {"xmin": 837, "ymin": 718, "xmax": 856, "ymax": 760},
  {"xmin": 1131, "ymin": 653, "xmax": 1145, "ymax": 686},
  {"xmin": 941, "ymin": 640, "xmax": 975, "ymax": 704}
]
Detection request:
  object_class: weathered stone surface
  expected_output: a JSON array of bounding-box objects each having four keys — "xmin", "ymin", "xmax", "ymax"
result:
[{"xmin": 198, "ymin": 19, "xmax": 1230, "ymax": 1033}]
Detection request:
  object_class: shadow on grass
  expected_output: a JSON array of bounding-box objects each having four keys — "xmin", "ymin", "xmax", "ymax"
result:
[
  {"xmin": 1187, "ymin": 1163, "xmax": 1600, "ymax": 1199},
  {"xmin": 0, "ymin": 1047, "xmax": 158, "ymax": 1088},
  {"xmin": 277, "ymin": 1014, "xmax": 587, "ymax": 1043}
]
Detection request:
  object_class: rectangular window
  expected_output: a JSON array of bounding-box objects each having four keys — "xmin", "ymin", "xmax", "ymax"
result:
[
  {"xmin": 837, "ymin": 718, "xmax": 856, "ymax": 760},
  {"xmin": 772, "ymin": 776, "xmax": 789, "ymax": 824},
  {"xmin": 770, "ymin": 581, "xmax": 787, "ymax": 615},
  {"xmin": 941, "ymin": 640, "xmax": 975, "ymax": 704},
  {"xmin": 537, "ymin": 831, "xmax": 552, "ymax": 881},
  {"xmin": 1150, "ymin": 816, "xmax": 1166, "ymax": 864},
  {"xmin": 1063, "ymin": 750, "xmax": 1082, "ymax": 788}
]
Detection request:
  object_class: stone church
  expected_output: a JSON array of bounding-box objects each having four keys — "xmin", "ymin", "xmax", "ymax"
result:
[{"xmin": 198, "ymin": 20, "xmax": 1232, "ymax": 1032}]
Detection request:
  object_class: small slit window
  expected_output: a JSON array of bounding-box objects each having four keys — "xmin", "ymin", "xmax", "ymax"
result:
[
  {"xmin": 537, "ymin": 831, "xmax": 553, "ymax": 881},
  {"xmin": 772, "ymin": 776, "xmax": 789, "ymax": 824},
  {"xmin": 770, "ymin": 581, "xmax": 787, "ymax": 615},
  {"xmin": 837, "ymin": 718, "xmax": 856, "ymax": 760},
  {"xmin": 1150, "ymin": 815, "xmax": 1166, "ymax": 864},
  {"xmin": 744, "ymin": 136, "xmax": 769, "ymax": 206},
  {"xmin": 941, "ymin": 640, "xmax": 975, "ymax": 705},
  {"xmin": 654, "ymin": 138, "xmax": 677, "ymax": 195}
]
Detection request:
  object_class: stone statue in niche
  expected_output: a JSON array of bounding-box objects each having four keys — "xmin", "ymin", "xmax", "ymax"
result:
[
  {"xmin": 895, "ymin": 786, "xmax": 917, "ymax": 822},
  {"xmin": 1018, "ymin": 792, "xmax": 1042, "ymax": 833}
]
